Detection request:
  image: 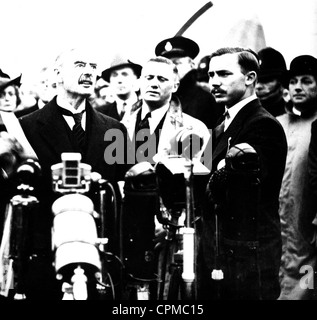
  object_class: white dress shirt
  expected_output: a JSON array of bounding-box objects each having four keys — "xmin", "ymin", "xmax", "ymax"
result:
[
  {"xmin": 116, "ymin": 93, "xmax": 138, "ymax": 120},
  {"xmin": 56, "ymin": 96, "xmax": 86, "ymax": 130},
  {"xmin": 140, "ymin": 102, "xmax": 170, "ymax": 134}
]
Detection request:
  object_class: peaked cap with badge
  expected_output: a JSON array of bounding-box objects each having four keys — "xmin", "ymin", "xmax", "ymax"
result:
[{"xmin": 155, "ymin": 36, "xmax": 200, "ymax": 59}]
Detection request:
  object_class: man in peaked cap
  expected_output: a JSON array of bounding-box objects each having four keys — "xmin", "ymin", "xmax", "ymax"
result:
[
  {"xmin": 155, "ymin": 36, "xmax": 224, "ymax": 130},
  {"xmin": 256, "ymin": 47, "xmax": 288, "ymax": 117},
  {"xmin": 96, "ymin": 54, "xmax": 142, "ymax": 121}
]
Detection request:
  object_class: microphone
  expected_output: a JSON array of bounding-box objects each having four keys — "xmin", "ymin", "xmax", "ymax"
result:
[
  {"xmin": 15, "ymin": 159, "xmax": 41, "ymax": 191},
  {"xmin": 175, "ymin": 128, "xmax": 204, "ymax": 160}
]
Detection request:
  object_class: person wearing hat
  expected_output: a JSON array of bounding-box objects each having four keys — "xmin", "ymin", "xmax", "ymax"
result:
[
  {"xmin": 155, "ymin": 36, "xmax": 223, "ymax": 130},
  {"xmin": 0, "ymin": 72, "xmax": 22, "ymax": 131},
  {"xmin": 96, "ymin": 54, "xmax": 142, "ymax": 121},
  {"xmin": 277, "ymin": 55, "xmax": 317, "ymax": 300},
  {"xmin": 256, "ymin": 47, "xmax": 289, "ymax": 117}
]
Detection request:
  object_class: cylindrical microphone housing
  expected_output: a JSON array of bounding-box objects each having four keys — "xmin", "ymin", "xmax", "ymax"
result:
[{"xmin": 51, "ymin": 194, "xmax": 101, "ymax": 280}]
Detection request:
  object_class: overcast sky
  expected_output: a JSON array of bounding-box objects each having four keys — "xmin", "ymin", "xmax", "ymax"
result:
[{"xmin": 1, "ymin": 0, "xmax": 317, "ymax": 85}]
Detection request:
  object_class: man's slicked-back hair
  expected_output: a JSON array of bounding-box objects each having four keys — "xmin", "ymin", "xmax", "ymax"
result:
[
  {"xmin": 146, "ymin": 56, "xmax": 179, "ymax": 75},
  {"xmin": 210, "ymin": 47, "xmax": 260, "ymax": 76}
]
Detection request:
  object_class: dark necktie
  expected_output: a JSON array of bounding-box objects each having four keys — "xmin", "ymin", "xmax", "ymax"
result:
[
  {"xmin": 137, "ymin": 112, "xmax": 151, "ymax": 131},
  {"xmin": 120, "ymin": 102, "xmax": 127, "ymax": 120},
  {"xmin": 214, "ymin": 109, "xmax": 230, "ymax": 140},
  {"xmin": 59, "ymin": 107, "xmax": 86, "ymax": 150},
  {"xmin": 135, "ymin": 112, "xmax": 151, "ymax": 160}
]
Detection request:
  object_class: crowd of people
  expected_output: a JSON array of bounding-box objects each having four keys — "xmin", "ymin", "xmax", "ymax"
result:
[{"xmin": 0, "ymin": 35, "xmax": 317, "ymax": 301}]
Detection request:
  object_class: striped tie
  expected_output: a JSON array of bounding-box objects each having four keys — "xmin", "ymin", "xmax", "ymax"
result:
[
  {"xmin": 72, "ymin": 111, "xmax": 85, "ymax": 150},
  {"xmin": 58, "ymin": 107, "xmax": 86, "ymax": 150}
]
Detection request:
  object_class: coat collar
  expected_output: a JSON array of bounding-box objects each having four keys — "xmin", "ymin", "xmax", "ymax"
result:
[
  {"xmin": 36, "ymin": 97, "xmax": 74, "ymax": 159},
  {"xmin": 36, "ymin": 96, "xmax": 108, "ymax": 165},
  {"xmin": 212, "ymin": 99, "xmax": 262, "ymax": 162}
]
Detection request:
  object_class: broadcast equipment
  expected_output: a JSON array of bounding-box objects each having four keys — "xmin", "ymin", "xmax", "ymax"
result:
[
  {"xmin": 155, "ymin": 156, "xmax": 198, "ymax": 300},
  {"xmin": 120, "ymin": 162, "xmax": 160, "ymax": 300},
  {"xmin": 153, "ymin": 110, "xmax": 210, "ymax": 300},
  {"xmin": 0, "ymin": 159, "xmax": 41, "ymax": 299},
  {"xmin": 51, "ymin": 153, "xmax": 116, "ymax": 300}
]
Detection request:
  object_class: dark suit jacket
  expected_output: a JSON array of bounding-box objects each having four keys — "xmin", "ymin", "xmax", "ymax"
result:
[
  {"xmin": 18, "ymin": 97, "xmax": 128, "ymax": 299},
  {"xmin": 95, "ymin": 101, "xmax": 121, "ymax": 121},
  {"xmin": 20, "ymin": 97, "xmax": 127, "ymax": 182},
  {"xmin": 15, "ymin": 103, "xmax": 39, "ymax": 118},
  {"xmin": 200, "ymin": 98, "xmax": 287, "ymax": 300}
]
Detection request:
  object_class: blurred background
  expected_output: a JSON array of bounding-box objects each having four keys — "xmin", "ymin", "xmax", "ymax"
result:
[{"xmin": 1, "ymin": 0, "xmax": 317, "ymax": 89}]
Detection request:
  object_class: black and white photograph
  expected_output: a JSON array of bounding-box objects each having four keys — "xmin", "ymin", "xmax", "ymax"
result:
[{"xmin": 0, "ymin": 0, "xmax": 317, "ymax": 307}]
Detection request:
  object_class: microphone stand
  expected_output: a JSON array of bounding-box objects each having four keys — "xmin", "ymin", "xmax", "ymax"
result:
[{"xmin": 181, "ymin": 156, "xmax": 196, "ymax": 300}]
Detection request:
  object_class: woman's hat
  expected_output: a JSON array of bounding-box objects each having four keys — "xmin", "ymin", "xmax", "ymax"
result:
[{"xmin": 0, "ymin": 73, "xmax": 22, "ymax": 92}]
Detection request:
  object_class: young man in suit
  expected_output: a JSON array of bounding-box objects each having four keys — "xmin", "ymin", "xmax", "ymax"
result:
[
  {"xmin": 18, "ymin": 47, "xmax": 128, "ymax": 299},
  {"xmin": 199, "ymin": 47, "xmax": 287, "ymax": 300},
  {"xmin": 96, "ymin": 55, "xmax": 142, "ymax": 121}
]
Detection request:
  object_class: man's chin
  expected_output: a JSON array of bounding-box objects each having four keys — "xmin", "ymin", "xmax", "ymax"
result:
[
  {"xmin": 214, "ymin": 97, "xmax": 227, "ymax": 105},
  {"xmin": 78, "ymin": 91, "xmax": 93, "ymax": 98}
]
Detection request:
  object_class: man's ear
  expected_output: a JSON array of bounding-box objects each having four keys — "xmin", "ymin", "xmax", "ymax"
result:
[
  {"xmin": 172, "ymin": 79, "xmax": 180, "ymax": 93},
  {"xmin": 245, "ymin": 71, "xmax": 257, "ymax": 86}
]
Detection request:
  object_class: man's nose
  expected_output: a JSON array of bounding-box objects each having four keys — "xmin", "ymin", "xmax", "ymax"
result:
[
  {"xmin": 294, "ymin": 82, "xmax": 303, "ymax": 91},
  {"xmin": 84, "ymin": 65, "xmax": 95, "ymax": 74},
  {"xmin": 149, "ymin": 78, "xmax": 159, "ymax": 87},
  {"xmin": 209, "ymin": 74, "xmax": 221, "ymax": 87}
]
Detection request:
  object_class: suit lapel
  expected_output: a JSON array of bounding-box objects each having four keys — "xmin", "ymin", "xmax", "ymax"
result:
[
  {"xmin": 109, "ymin": 102, "xmax": 120, "ymax": 120},
  {"xmin": 83, "ymin": 102, "xmax": 109, "ymax": 168},
  {"xmin": 38, "ymin": 99, "xmax": 74, "ymax": 159},
  {"xmin": 213, "ymin": 99, "xmax": 261, "ymax": 162}
]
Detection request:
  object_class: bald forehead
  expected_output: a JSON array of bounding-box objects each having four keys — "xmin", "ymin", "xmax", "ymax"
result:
[{"xmin": 57, "ymin": 47, "xmax": 99, "ymax": 67}]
